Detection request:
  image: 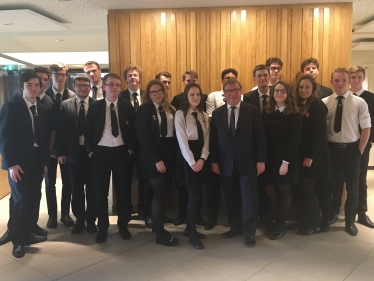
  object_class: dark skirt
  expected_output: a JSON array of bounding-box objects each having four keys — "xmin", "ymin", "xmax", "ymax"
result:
[{"xmin": 173, "ymin": 140, "xmax": 208, "ymax": 187}]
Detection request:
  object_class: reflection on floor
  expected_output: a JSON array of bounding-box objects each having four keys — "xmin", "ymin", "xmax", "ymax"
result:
[{"xmin": 0, "ymin": 171, "xmax": 374, "ymax": 281}]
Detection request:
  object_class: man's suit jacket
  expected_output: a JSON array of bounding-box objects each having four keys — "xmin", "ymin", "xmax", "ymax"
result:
[
  {"xmin": 57, "ymin": 97, "xmax": 95, "ymax": 164},
  {"xmin": 171, "ymin": 92, "xmax": 208, "ymax": 111},
  {"xmin": 210, "ymin": 102, "xmax": 267, "ymax": 176},
  {"xmin": 317, "ymin": 84, "xmax": 333, "ymax": 99},
  {"xmin": 84, "ymin": 98, "xmax": 137, "ymax": 155},
  {"xmin": 119, "ymin": 89, "xmax": 145, "ymax": 106},
  {"xmin": 0, "ymin": 98, "xmax": 50, "ymax": 170},
  {"xmin": 359, "ymin": 90, "xmax": 374, "ymax": 143},
  {"xmin": 243, "ymin": 90, "xmax": 261, "ymax": 110}
]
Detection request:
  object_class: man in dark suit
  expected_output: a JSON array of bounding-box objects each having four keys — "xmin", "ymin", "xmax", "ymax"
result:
[
  {"xmin": 0, "ymin": 72, "xmax": 50, "ymax": 258},
  {"xmin": 83, "ymin": 61, "xmax": 105, "ymax": 100},
  {"xmin": 57, "ymin": 74, "xmax": 97, "ymax": 235},
  {"xmin": 301, "ymin": 57, "xmax": 333, "ymax": 99},
  {"xmin": 210, "ymin": 79, "xmax": 267, "ymax": 248},
  {"xmin": 44, "ymin": 62, "xmax": 75, "ymax": 229},
  {"xmin": 85, "ymin": 73, "xmax": 136, "ymax": 243}
]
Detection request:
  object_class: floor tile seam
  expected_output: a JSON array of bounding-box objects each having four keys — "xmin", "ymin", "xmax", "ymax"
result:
[
  {"xmin": 245, "ymin": 269, "xmax": 303, "ymax": 281},
  {"xmin": 0, "ymin": 259, "xmax": 17, "ymax": 269},
  {"xmin": 205, "ymin": 249, "xmax": 266, "ymax": 269}
]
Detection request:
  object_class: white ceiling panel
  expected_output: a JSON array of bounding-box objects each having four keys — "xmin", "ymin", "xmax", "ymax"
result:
[{"xmin": 352, "ymin": 42, "xmax": 374, "ymax": 50}]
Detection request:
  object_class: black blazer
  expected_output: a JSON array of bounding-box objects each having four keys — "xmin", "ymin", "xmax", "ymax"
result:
[
  {"xmin": 317, "ymin": 84, "xmax": 333, "ymax": 99},
  {"xmin": 359, "ymin": 90, "xmax": 374, "ymax": 143},
  {"xmin": 119, "ymin": 89, "xmax": 145, "ymax": 106},
  {"xmin": 57, "ymin": 97, "xmax": 95, "ymax": 164},
  {"xmin": 171, "ymin": 92, "xmax": 208, "ymax": 111},
  {"xmin": 243, "ymin": 90, "xmax": 261, "ymax": 110},
  {"xmin": 0, "ymin": 98, "xmax": 50, "ymax": 170},
  {"xmin": 210, "ymin": 102, "xmax": 267, "ymax": 176},
  {"xmin": 84, "ymin": 99, "xmax": 137, "ymax": 155}
]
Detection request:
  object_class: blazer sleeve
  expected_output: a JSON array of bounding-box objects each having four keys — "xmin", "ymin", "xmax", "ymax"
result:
[
  {"xmin": 0, "ymin": 103, "xmax": 17, "ymax": 169},
  {"xmin": 283, "ymin": 112, "xmax": 302, "ymax": 163},
  {"xmin": 56, "ymin": 103, "xmax": 68, "ymax": 157}
]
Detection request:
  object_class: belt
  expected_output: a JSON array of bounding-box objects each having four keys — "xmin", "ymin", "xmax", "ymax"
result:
[{"xmin": 328, "ymin": 141, "xmax": 359, "ymax": 148}]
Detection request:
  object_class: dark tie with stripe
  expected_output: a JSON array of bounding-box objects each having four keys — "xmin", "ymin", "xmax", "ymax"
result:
[
  {"xmin": 334, "ymin": 96, "xmax": 344, "ymax": 133},
  {"xmin": 92, "ymin": 86, "xmax": 98, "ymax": 100},
  {"xmin": 30, "ymin": 105, "xmax": 41, "ymax": 145},
  {"xmin": 230, "ymin": 106, "xmax": 236, "ymax": 138},
  {"xmin": 133, "ymin": 92, "xmax": 139, "ymax": 112},
  {"xmin": 159, "ymin": 106, "xmax": 167, "ymax": 137},
  {"xmin": 110, "ymin": 103, "xmax": 119, "ymax": 137},
  {"xmin": 78, "ymin": 101, "xmax": 86, "ymax": 135}
]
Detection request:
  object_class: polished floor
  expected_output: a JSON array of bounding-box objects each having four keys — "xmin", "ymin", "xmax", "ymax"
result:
[{"xmin": 0, "ymin": 173, "xmax": 374, "ymax": 281}]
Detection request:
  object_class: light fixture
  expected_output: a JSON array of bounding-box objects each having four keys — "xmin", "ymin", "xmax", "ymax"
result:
[
  {"xmin": 161, "ymin": 12, "xmax": 166, "ymax": 25},
  {"xmin": 241, "ymin": 10, "xmax": 246, "ymax": 22},
  {"xmin": 55, "ymin": 39, "xmax": 64, "ymax": 42},
  {"xmin": 3, "ymin": 23, "xmax": 14, "ymax": 25}
]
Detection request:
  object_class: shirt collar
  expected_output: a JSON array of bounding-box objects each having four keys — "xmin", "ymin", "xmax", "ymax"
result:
[
  {"xmin": 52, "ymin": 87, "xmax": 64, "ymax": 96},
  {"xmin": 23, "ymin": 96, "xmax": 36, "ymax": 108},
  {"xmin": 153, "ymin": 101, "xmax": 163, "ymax": 109},
  {"xmin": 276, "ymin": 105, "xmax": 285, "ymax": 112},
  {"xmin": 226, "ymin": 101, "xmax": 241, "ymax": 110},
  {"xmin": 128, "ymin": 88, "xmax": 139, "ymax": 96},
  {"xmin": 38, "ymin": 92, "xmax": 45, "ymax": 100},
  {"xmin": 258, "ymin": 88, "xmax": 270, "ymax": 96},
  {"xmin": 349, "ymin": 88, "xmax": 365, "ymax": 96},
  {"xmin": 91, "ymin": 81, "xmax": 102, "ymax": 89},
  {"xmin": 76, "ymin": 95, "xmax": 90, "ymax": 104},
  {"xmin": 105, "ymin": 98, "xmax": 118, "ymax": 107},
  {"xmin": 333, "ymin": 91, "xmax": 350, "ymax": 99}
]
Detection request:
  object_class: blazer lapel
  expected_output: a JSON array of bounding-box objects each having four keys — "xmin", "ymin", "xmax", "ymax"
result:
[
  {"xmin": 69, "ymin": 99, "xmax": 78, "ymax": 129},
  {"xmin": 234, "ymin": 102, "xmax": 246, "ymax": 138},
  {"xmin": 21, "ymin": 100, "xmax": 34, "ymax": 138},
  {"xmin": 150, "ymin": 103, "xmax": 160, "ymax": 138},
  {"xmin": 98, "ymin": 100, "xmax": 106, "ymax": 134}
]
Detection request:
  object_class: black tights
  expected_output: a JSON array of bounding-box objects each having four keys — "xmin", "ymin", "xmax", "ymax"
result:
[
  {"xmin": 186, "ymin": 184, "xmax": 201, "ymax": 240},
  {"xmin": 265, "ymin": 184, "xmax": 291, "ymax": 229},
  {"xmin": 301, "ymin": 178, "xmax": 320, "ymax": 228},
  {"xmin": 149, "ymin": 177, "xmax": 167, "ymax": 237}
]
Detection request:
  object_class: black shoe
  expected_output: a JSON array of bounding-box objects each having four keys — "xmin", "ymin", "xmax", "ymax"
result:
[
  {"xmin": 320, "ymin": 220, "xmax": 330, "ymax": 232},
  {"xmin": 163, "ymin": 215, "xmax": 174, "ymax": 224},
  {"xmin": 156, "ymin": 235, "xmax": 179, "ymax": 246},
  {"xmin": 12, "ymin": 245, "xmax": 25, "ymax": 258},
  {"xmin": 189, "ymin": 238, "xmax": 204, "ymax": 250},
  {"xmin": 86, "ymin": 223, "xmax": 98, "ymax": 234},
  {"xmin": 204, "ymin": 217, "xmax": 217, "ymax": 230},
  {"xmin": 31, "ymin": 224, "xmax": 48, "ymax": 236},
  {"xmin": 345, "ymin": 223, "xmax": 358, "ymax": 236},
  {"xmin": 297, "ymin": 226, "xmax": 321, "ymax": 236},
  {"xmin": 244, "ymin": 235, "xmax": 256, "ymax": 248},
  {"xmin": 25, "ymin": 233, "xmax": 47, "ymax": 245},
  {"xmin": 60, "ymin": 214, "xmax": 74, "ymax": 227},
  {"xmin": 358, "ymin": 214, "xmax": 374, "ymax": 228},
  {"xmin": 71, "ymin": 223, "xmax": 86, "ymax": 234},
  {"xmin": 196, "ymin": 214, "xmax": 205, "ymax": 226},
  {"xmin": 286, "ymin": 222, "xmax": 300, "ymax": 230},
  {"xmin": 47, "ymin": 216, "xmax": 57, "ymax": 229},
  {"xmin": 120, "ymin": 227, "xmax": 132, "ymax": 240},
  {"xmin": 95, "ymin": 231, "xmax": 107, "ymax": 243},
  {"xmin": 137, "ymin": 205, "xmax": 145, "ymax": 218},
  {"xmin": 174, "ymin": 214, "xmax": 186, "ymax": 226},
  {"xmin": 269, "ymin": 228, "xmax": 286, "ymax": 240},
  {"xmin": 329, "ymin": 213, "xmax": 339, "ymax": 225},
  {"xmin": 0, "ymin": 230, "xmax": 12, "ymax": 246},
  {"xmin": 221, "ymin": 228, "xmax": 242, "ymax": 238},
  {"xmin": 184, "ymin": 228, "xmax": 206, "ymax": 239},
  {"xmin": 145, "ymin": 216, "xmax": 153, "ymax": 229}
]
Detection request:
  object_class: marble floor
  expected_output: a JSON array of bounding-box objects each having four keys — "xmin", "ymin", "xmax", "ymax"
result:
[{"xmin": 0, "ymin": 172, "xmax": 374, "ymax": 281}]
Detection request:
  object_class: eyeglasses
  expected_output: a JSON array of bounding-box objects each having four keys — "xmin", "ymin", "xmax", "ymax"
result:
[
  {"xmin": 53, "ymin": 73, "xmax": 67, "ymax": 78},
  {"xmin": 149, "ymin": 89, "xmax": 164, "ymax": 96},
  {"xmin": 274, "ymin": 89, "xmax": 287, "ymax": 94},
  {"xmin": 270, "ymin": 67, "xmax": 282, "ymax": 71},
  {"xmin": 104, "ymin": 83, "xmax": 121, "ymax": 88},
  {"xmin": 75, "ymin": 84, "xmax": 91, "ymax": 89},
  {"xmin": 224, "ymin": 88, "xmax": 241, "ymax": 94}
]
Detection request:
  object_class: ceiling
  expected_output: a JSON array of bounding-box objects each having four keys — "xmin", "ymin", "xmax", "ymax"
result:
[{"xmin": 0, "ymin": 0, "xmax": 374, "ymax": 68}]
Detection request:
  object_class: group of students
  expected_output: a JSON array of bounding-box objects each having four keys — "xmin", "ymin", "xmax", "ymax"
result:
[{"xmin": 0, "ymin": 57, "xmax": 373, "ymax": 259}]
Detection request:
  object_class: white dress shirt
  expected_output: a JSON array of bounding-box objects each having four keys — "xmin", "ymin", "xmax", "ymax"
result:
[
  {"xmin": 226, "ymin": 101, "xmax": 241, "ymax": 130},
  {"xmin": 90, "ymin": 82, "xmax": 104, "ymax": 100},
  {"xmin": 128, "ymin": 88, "xmax": 142, "ymax": 107},
  {"xmin": 206, "ymin": 90, "xmax": 225, "ymax": 117},
  {"xmin": 52, "ymin": 87, "xmax": 64, "ymax": 99},
  {"xmin": 38, "ymin": 92, "xmax": 46, "ymax": 100},
  {"xmin": 76, "ymin": 96, "xmax": 90, "ymax": 145},
  {"xmin": 23, "ymin": 97, "xmax": 39, "ymax": 147},
  {"xmin": 175, "ymin": 109, "xmax": 210, "ymax": 166},
  {"xmin": 323, "ymin": 92, "xmax": 371, "ymax": 143},
  {"xmin": 349, "ymin": 88, "xmax": 365, "ymax": 97},
  {"xmin": 153, "ymin": 102, "xmax": 174, "ymax": 137}
]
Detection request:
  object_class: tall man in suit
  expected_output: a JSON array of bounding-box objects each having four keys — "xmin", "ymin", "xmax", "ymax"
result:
[
  {"xmin": 57, "ymin": 74, "xmax": 97, "ymax": 235},
  {"xmin": 0, "ymin": 72, "xmax": 50, "ymax": 258},
  {"xmin": 85, "ymin": 73, "xmax": 136, "ymax": 243},
  {"xmin": 83, "ymin": 61, "xmax": 105, "ymax": 100},
  {"xmin": 210, "ymin": 79, "xmax": 267, "ymax": 248},
  {"xmin": 45, "ymin": 62, "xmax": 75, "ymax": 228}
]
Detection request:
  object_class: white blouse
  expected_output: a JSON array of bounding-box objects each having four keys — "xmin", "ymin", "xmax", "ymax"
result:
[{"xmin": 174, "ymin": 109, "xmax": 210, "ymax": 166}]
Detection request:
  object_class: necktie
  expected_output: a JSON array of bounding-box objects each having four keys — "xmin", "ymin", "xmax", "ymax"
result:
[
  {"xmin": 353, "ymin": 93, "xmax": 357, "ymax": 96},
  {"xmin": 56, "ymin": 93, "xmax": 61, "ymax": 102},
  {"xmin": 159, "ymin": 106, "xmax": 167, "ymax": 137},
  {"xmin": 133, "ymin": 92, "xmax": 139, "ymax": 112},
  {"xmin": 262, "ymin": 95, "xmax": 268, "ymax": 111},
  {"xmin": 110, "ymin": 103, "xmax": 119, "ymax": 137},
  {"xmin": 192, "ymin": 111, "xmax": 204, "ymax": 148},
  {"xmin": 275, "ymin": 108, "xmax": 281, "ymax": 114},
  {"xmin": 334, "ymin": 96, "xmax": 344, "ymax": 133},
  {"xmin": 92, "ymin": 86, "xmax": 98, "ymax": 100},
  {"xmin": 230, "ymin": 106, "xmax": 236, "ymax": 138},
  {"xmin": 78, "ymin": 101, "xmax": 86, "ymax": 135},
  {"xmin": 30, "ymin": 105, "xmax": 40, "ymax": 145}
]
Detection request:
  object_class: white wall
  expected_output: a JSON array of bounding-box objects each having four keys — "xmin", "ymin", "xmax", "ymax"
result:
[{"xmin": 351, "ymin": 50, "xmax": 374, "ymax": 92}]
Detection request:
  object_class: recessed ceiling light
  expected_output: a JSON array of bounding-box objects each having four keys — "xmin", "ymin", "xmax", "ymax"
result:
[
  {"xmin": 55, "ymin": 39, "xmax": 64, "ymax": 41},
  {"xmin": 3, "ymin": 23, "xmax": 14, "ymax": 25}
]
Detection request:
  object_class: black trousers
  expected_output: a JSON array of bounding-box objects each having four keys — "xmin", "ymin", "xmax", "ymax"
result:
[
  {"xmin": 92, "ymin": 145, "xmax": 131, "ymax": 232},
  {"xmin": 45, "ymin": 157, "xmax": 72, "ymax": 217},
  {"xmin": 328, "ymin": 142, "xmax": 361, "ymax": 224},
  {"xmin": 66, "ymin": 146, "xmax": 96, "ymax": 224},
  {"xmin": 9, "ymin": 148, "xmax": 44, "ymax": 245},
  {"xmin": 206, "ymin": 170, "xmax": 221, "ymax": 219}
]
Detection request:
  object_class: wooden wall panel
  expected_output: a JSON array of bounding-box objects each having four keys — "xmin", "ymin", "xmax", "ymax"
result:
[{"xmin": 108, "ymin": 3, "xmax": 352, "ymax": 95}]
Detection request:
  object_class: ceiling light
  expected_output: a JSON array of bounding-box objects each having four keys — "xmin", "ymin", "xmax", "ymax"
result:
[
  {"xmin": 3, "ymin": 23, "xmax": 14, "ymax": 25},
  {"xmin": 55, "ymin": 39, "xmax": 64, "ymax": 41}
]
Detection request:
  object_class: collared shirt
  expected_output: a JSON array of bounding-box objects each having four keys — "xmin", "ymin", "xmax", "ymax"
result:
[
  {"xmin": 128, "ymin": 88, "xmax": 142, "ymax": 107},
  {"xmin": 174, "ymin": 109, "xmax": 210, "ymax": 166},
  {"xmin": 76, "ymin": 96, "xmax": 90, "ymax": 145},
  {"xmin": 206, "ymin": 90, "xmax": 243, "ymax": 117},
  {"xmin": 23, "ymin": 97, "xmax": 39, "ymax": 147},
  {"xmin": 52, "ymin": 87, "xmax": 65, "ymax": 100},
  {"xmin": 349, "ymin": 88, "xmax": 365, "ymax": 97},
  {"xmin": 227, "ymin": 101, "xmax": 241, "ymax": 130},
  {"xmin": 153, "ymin": 102, "xmax": 174, "ymax": 138},
  {"xmin": 323, "ymin": 91, "xmax": 371, "ymax": 143},
  {"xmin": 97, "ymin": 99, "xmax": 125, "ymax": 147},
  {"xmin": 276, "ymin": 105, "xmax": 285, "ymax": 112},
  {"xmin": 90, "ymin": 82, "xmax": 104, "ymax": 100},
  {"xmin": 258, "ymin": 88, "xmax": 270, "ymax": 113},
  {"xmin": 38, "ymin": 92, "xmax": 46, "ymax": 100}
]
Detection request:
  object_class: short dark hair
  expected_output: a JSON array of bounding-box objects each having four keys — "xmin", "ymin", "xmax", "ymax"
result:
[
  {"xmin": 50, "ymin": 62, "xmax": 69, "ymax": 75},
  {"xmin": 33, "ymin": 66, "xmax": 50, "ymax": 78},
  {"xmin": 73, "ymin": 74, "xmax": 90, "ymax": 84},
  {"xmin": 84, "ymin": 61, "xmax": 101, "ymax": 69},
  {"xmin": 331, "ymin": 67, "xmax": 350, "ymax": 80},
  {"xmin": 265, "ymin": 57, "xmax": 283, "ymax": 68},
  {"xmin": 103, "ymin": 73, "xmax": 121, "ymax": 85},
  {"xmin": 182, "ymin": 70, "xmax": 198, "ymax": 81},
  {"xmin": 253, "ymin": 64, "xmax": 270, "ymax": 77},
  {"xmin": 349, "ymin": 65, "xmax": 366, "ymax": 78},
  {"xmin": 300, "ymin": 57, "xmax": 320, "ymax": 73},
  {"xmin": 155, "ymin": 71, "xmax": 171, "ymax": 80},
  {"xmin": 223, "ymin": 79, "xmax": 242, "ymax": 91},
  {"xmin": 221, "ymin": 68, "xmax": 238, "ymax": 80},
  {"xmin": 19, "ymin": 72, "xmax": 41, "ymax": 90}
]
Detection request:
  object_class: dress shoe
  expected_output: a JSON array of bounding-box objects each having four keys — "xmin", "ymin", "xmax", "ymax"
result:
[
  {"xmin": 60, "ymin": 214, "xmax": 74, "ymax": 227},
  {"xmin": 204, "ymin": 217, "xmax": 217, "ymax": 230},
  {"xmin": 345, "ymin": 223, "xmax": 358, "ymax": 236},
  {"xmin": 31, "ymin": 224, "xmax": 48, "ymax": 236},
  {"xmin": 221, "ymin": 228, "xmax": 242, "ymax": 238},
  {"xmin": 120, "ymin": 227, "xmax": 132, "ymax": 240},
  {"xmin": 196, "ymin": 214, "xmax": 205, "ymax": 226},
  {"xmin": 156, "ymin": 235, "xmax": 179, "ymax": 246},
  {"xmin": 269, "ymin": 228, "xmax": 286, "ymax": 240},
  {"xmin": 95, "ymin": 231, "xmax": 107, "ymax": 243},
  {"xmin": 320, "ymin": 220, "xmax": 330, "ymax": 232},
  {"xmin": 297, "ymin": 226, "xmax": 321, "ymax": 236},
  {"xmin": 0, "ymin": 230, "xmax": 12, "ymax": 245},
  {"xmin": 163, "ymin": 215, "xmax": 175, "ymax": 224},
  {"xmin": 137, "ymin": 205, "xmax": 145, "ymax": 218},
  {"xmin": 25, "ymin": 233, "xmax": 47, "ymax": 245},
  {"xmin": 86, "ymin": 223, "xmax": 98, "ymax": 234},
  {"xmin": 244, "ymin": 235, "xmax": 256, "ymax": 248},
  {"xmin": 184, "ymin": 228, "xmax": 206, "ymax": 239},
  {"xmin": 189, "ymin": 238, "xmax": 204, "ymax": 250},
  {"xmin": 71, "ymin": 223, "xmax": 86, "ymax": 234},
  {"xmin": 12, "ymin": 245, "xmax": 25, "ymax": 258},
  {"xmin": 329, "ymin": 213, "xmax": 339, "ymax": 225},
  {"xmin": 145, "ymin": 216, "xmax": 153, "ymax": 229},
  {"xmin": 286, "ymin": 222, "xmax": 300, "ymax": 230},
  {"xmin": 47, "ymin": 216, "xmax": 57, "ymax": 228},
  {"xmin": 358, "ymin": 214, "xmax": 374, "ymax": 228},
  {"xmin": 174, "ymin": 214, "xmax": 186, "ymax": 226}
]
